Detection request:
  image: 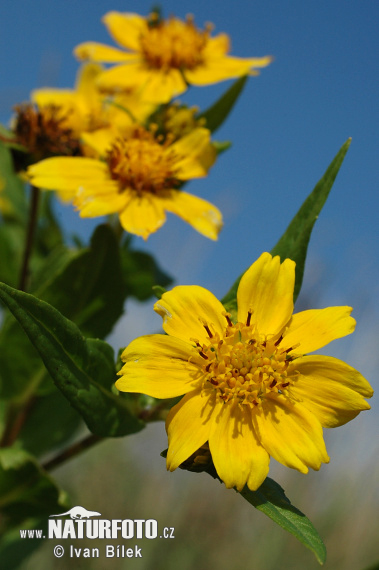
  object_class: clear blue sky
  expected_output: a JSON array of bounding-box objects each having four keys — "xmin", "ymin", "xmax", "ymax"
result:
[{"xmin": 1, "ymin": 0, "xmax": 378, "ymax": 430}]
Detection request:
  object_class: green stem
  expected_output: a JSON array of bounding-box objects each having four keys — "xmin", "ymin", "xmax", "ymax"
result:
[
  {"xmin": 18, "ymin": 185, "xmax": 40, "ymax": 291},
  {"xmin": 42, "ymin": 434, "xmax": 103, "ymax": 472}
]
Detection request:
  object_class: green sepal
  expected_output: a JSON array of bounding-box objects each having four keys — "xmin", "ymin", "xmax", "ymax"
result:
[
  {"xmin": 152, "ymin": 285, "xmax": 168, "ymax": 299},
  {"xmin": 0, "ymin": 282, "xmax": 145, "ymax": 437},
  {"xmin": 197, "ymin": 75, "xmax": 248, "ymax": 132},
  {"xmin": 222, "ymin": 138, "xmax": 352, "ymax": 314}
]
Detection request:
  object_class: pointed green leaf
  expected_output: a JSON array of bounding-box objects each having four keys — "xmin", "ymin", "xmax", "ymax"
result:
[
  {"xmin": 0, "ymin": 282, "xmax": 145, "ymax": 437},
  {"xmin": 238, "ymin": 478, "xmax": 326, "ymax": 565},
  {"xmin": 171, "ymin": 449, "xmax": 326, "ymax": 564},
  {"xmin": 222, "ymin": 139, "xmax": 351, "ymax": 313},
  {"xmin": 197, "ymin": 75, "xmax": 248, "ymax": 132}
]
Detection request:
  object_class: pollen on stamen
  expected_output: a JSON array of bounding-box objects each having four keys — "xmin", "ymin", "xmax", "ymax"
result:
[
  {"xmin": 246, "ymin": 308, "xmax": 254, "ymax": 326},
  {"xmin": 222, "ymin": 311, "xmax": 233, "ymax": 327}
]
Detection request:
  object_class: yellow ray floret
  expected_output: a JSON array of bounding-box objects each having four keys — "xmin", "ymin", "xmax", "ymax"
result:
[
  {"xmin": 74, "ymin": 11, "xmax": 273, "ymax": 103},
  {"xmin": 116, "ymin": 252, "xmax": 373, "ymax": 491},
  {"xmin": 27, "ymin": 126, "xmax": 222, "ymax": 240}
]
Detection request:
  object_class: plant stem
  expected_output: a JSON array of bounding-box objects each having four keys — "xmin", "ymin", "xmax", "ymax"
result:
[
  {"xmin": 18, "ymin": 184, "xmax": 40, "ymax": 291},
  {"xmin": 42, "ymin": 434, "xmax": 103, "ymax": 472}
]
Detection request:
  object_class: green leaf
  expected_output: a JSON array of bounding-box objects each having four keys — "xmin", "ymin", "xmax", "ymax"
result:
[
  {"xmin": 0, "ymin": 447, "xmax": 69, "ymax": 524},
  {"xmin": 0, "ymin": 447, "xmax": 70, "ymax": 570},
  {"xmin": 197, "ymin": 75, "xmax": 248, "ymax": 132},
  {"xmin": 162, "ymin": 447, "xmax": 325, "ymax": 564},
  {"xmin": 17, "ymin": 390, "xmax": 83, "ymax": 457},
  {"xmin": 120, "ymin": 237, "xmax": 172, "ymax": 302},
  {"xmin": 0, "ymin": 224, "xmax": 25, "ymax": 287},
  {"xmin": 33, "ymin": 224, "xmax": 127, "ymax": 339},
  {"xmin": 222, "ymin": 139, "xmax": 351, "ymax": 313},
  {"xmin": 0, "ymin": 141, "xmax": 27, "ymax": 224},
  {"xmin": 238, "ymin": 479, "xmax": 326, "ymax": 565},
  {"xmin": 0, "ymin": 282, "xmax": 145, "ymax": 437}
]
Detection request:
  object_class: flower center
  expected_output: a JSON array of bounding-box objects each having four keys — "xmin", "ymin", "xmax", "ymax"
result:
[
  {"xmin": 140, "ymin": 16, "xmax": 211, "ymax": 70},
  {"xmin": 106, "ymin": 128, "xmax": 180, "ymax": 195},
  {"xmin": 195, "ymin": 312, "xmax": 295, "ymax": 408},
  {"xmin": 13, "ymin": 104, "xmax": 81, "ymax": 166}
]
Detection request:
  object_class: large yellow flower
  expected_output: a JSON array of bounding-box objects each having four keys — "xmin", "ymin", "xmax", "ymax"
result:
[
  {"xmin": 116, "ymin": 253, "xmax": 373, "ymax": 491},
  {"xmin": 74, "ymin": 12, "xmax": 272, "ymax": 103},
  {"xmin": 27, "ymin": 126, "xmax": 222, "ymax": 240}
]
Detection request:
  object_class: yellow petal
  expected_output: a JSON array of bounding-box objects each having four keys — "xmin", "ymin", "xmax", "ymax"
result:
[
  {"xmin": 288, "ymin": 355, "xmax": 373, "ymax": 427},
  {"xmin": 171, "ymin": 128, "xmax": 216, "ymax": 178},
  {"xmin": 138, "ymin": 69, "xmax": 187, "ymax": 104},
  {"xmin": 76, "ymin": 189, "xmax": 129, "ymax": 217},
  {"xmin": 166, "ymin": 390, "xmax": 214, "ymax": 470},
  {"xmin": 74, "ymin": 42, "xmax": 138, "ymax": 63},
  {"xmin": 81, "ymin": 129, "xmax": 115, "ymax": 156},
  {"xmin": 163, "ymin": 191, "xmax": 222, "ymax": 240},
  {"xmin": 281, "ymin": 307, "xmax": 356, "ymax": 354},
  {"xmin": 185, "ymin": 55, "xmax": 272, "ymax": 86},
  {"xmin": 254, "ymin": 394, "xmax": 329, "ymax": 472},
  {"xmin": 237, "ymin": 253, "xmax": 295, "ymax": 336},
  {"xmin": 154, "ymin": 285, "xmax": 227, "ymax": 344},
  {"xmin": 116, "ymin": 335, "xmax": 202, "ymax": 398},
  {"xmin": 209, "ymin": 400, "xmax": 270, "ymax": 491},
  {"xmin": 118, "ymin": 192, "xmax": 166, "ymax": 239},
  {"xmin": 27, "ymin": 157, "xmax": 109, "ymax": 192},
  {"xmin": 75, "ymin": 62, "xmax": 103, "ymax": 99},
  {"xmin": 97, "ymin": 62, "xmax": 150, "ymax": 90},
  {"xmin": 102, "ymin": 12, "xmax": 147, "ymax": 51},
  {"xmin": 204, "ymin": 34, "xmax": 230, "ymax": 57}
]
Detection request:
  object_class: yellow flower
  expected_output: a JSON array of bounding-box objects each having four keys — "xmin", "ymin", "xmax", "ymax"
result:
[
  {"xmin": 116, "ymin": 253, "xmax": 373, "ymax": 491},
  {"xmin": 74, "ymin": 12, "xmax": 272, "ymax": 103},
  {"xmin": 27, "ymin": 126, "xmax": 222, "ymax": 240},
  {"xmin": 32, "ymin": 63, "xmax": 107, "ymax": 135}
]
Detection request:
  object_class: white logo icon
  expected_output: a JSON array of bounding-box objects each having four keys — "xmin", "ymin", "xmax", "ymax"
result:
[{"xmin": 49, "ymin": 506, "xmax": 101, "ymax": 520}]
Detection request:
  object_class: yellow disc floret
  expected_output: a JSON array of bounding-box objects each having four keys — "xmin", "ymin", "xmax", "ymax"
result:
[
  {"xmin": 194, "ymin": 311, "xmax": 295, "ymax": 408},
  {"xmin": 106, "ymin": 127, "xmax": 179, "ymax": 195},
  {"xmin": 140, "ymin": 15, "xmax": 211, "ymax": 70}
]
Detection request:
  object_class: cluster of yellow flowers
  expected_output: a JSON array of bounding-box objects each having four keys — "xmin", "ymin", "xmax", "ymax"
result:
[
  {"xmin": 19, "ymin": 10, "xmax": 271, "ymax": 240},
  {"xmin": 9, "ymin": 10, "xmax": 372, "ymax": 494}
]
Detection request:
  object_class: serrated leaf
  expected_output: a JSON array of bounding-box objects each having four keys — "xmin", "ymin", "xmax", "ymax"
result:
[
  {"xmin": 0, "ymin": 282, "xmax": 145, "ymax": 437},
  {"xmin": 197, "ymin": 75, "xmax": 248, "ymax": 133},
  {"xmin": 222, "ymin": 139, "xmax": 351, "ymax": 313}
]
